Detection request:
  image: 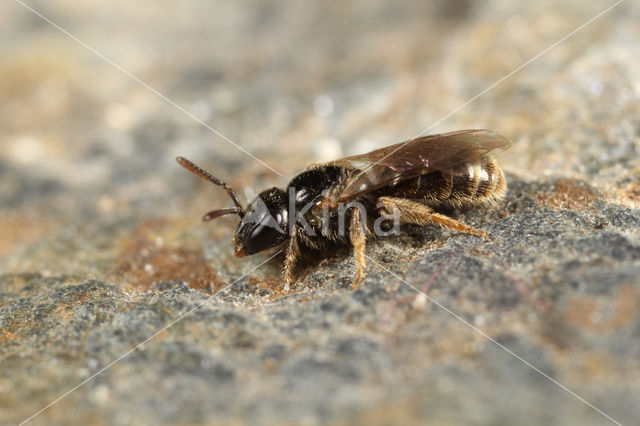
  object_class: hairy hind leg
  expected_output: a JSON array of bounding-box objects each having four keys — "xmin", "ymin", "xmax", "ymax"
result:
[
  {"xmin": 377, "ymin": 196, "xmax": 488, "ymax": 239},
  {"xmin": 349, "ymin": 208, "xmax": 367, "ymax": 289}
]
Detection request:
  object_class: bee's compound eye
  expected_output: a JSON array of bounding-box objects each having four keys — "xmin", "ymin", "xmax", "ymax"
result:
[
  {"xmin": 234, "ymin": 191, "xmax": 289, "ymax": 255},
  {"xmin": 236, "ymin": 213, "xmax": 286, "ymax": 255},
  {"xmin": 247, "ymin": 217, "xmax": 286, "ymax": 254}
]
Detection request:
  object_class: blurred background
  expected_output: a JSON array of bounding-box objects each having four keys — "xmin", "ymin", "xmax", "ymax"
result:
[
  {"xmin": 1, "ymin": 0, "xmax": 639, "ymax": 425},
  {"xmin": 1, "ymin": 0, "xmax": 636, "ymax": 273}
]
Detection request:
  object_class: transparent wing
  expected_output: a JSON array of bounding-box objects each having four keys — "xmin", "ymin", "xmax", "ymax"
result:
[{"xmin": 327, "ymin": 129, "xmax": 511, "ymax": 203}]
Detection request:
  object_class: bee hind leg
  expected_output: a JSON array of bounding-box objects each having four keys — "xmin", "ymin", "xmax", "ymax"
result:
[
  {"xmin": 377, "ymin": 196, "xmax": 488, "ymax": 240},
  {"xmin": 349, "ymin": 207, "xmax": 367, "ymax": 289}
]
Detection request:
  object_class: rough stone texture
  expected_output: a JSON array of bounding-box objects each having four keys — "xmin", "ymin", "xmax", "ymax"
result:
[{"xmin": 1, "ymin": 1, "xmax": 639, "ymax": 425}]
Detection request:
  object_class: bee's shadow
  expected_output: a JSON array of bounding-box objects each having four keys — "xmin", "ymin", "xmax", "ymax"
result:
[
  {"xmin": 269, "ymin": 203, "xmax": 499, "ymax": 291},
  {"xmin": 278, "ymin": 229, "xmax": 444, "ymax": 291},
  {"xmin": 277, "ymin": 244, "xmax": 354, "ymax": 290}
]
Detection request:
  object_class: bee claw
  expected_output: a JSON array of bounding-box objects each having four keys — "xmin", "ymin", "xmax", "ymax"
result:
[{"xmin": 351, "ymin": 270, "xmax": 364, "ymax": 290}]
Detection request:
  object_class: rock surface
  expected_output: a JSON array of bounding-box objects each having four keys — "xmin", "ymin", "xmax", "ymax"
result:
[{"xmin": 1, "ymin": 0, "xmax": 639, "ymax": 425}]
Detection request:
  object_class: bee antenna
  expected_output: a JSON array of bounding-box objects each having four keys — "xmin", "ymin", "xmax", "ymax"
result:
[
  {"xmin": 176, "ymin": 156, "xmax": 245, "ymax": 218},
  {"xmin": 202, "ymin": 208, "xmax": 244, "ymax": 222}
]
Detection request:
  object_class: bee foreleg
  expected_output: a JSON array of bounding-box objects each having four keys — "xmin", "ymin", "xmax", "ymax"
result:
[
  {"xmin": 377, "ymin": 197, "xmax": 488, "ymax": 239},
  {"xmin": 349, "ymin": 208, "xmax": 367, "ymax": 289},
  {"xmin": 283, "ymin": 229, "xmax": 300, "ymax": 291}
]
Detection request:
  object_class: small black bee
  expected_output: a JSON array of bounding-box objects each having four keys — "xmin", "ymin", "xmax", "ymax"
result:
[{"xmin": 177, "ymin": 129, "xmax": 510, "ymax": 289}]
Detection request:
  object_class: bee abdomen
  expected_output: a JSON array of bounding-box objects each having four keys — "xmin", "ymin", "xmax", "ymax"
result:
[
  {"xmin": 384, "ymin": 170, "xmax": 453, "ymax": 202},
  {"xmin": 476, "ymin": 158, "xmax": 506, "ymax": 199},
  {"xmin": 376, "ymin": 156, "xmax": 505, "ymax": 207},
  {"xmin": 445, "ymin": 157, "xmax": 505, "ymax": 207}
]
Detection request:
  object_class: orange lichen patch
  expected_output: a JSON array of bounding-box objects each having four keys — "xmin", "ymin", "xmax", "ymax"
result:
[
  {"xmin": 579, "ymin": 353, "xmax": 616, "ymax": 380},
  {"xmin": 246, "ymin": 277, "xmax": 286, "ymax": 299},
  {"xmin": 53, "ymin": 291, "xmax": 94, "ymax": 316},
  {"xmin": 117, "ymin": 220, "xmax": 224, "ymax": 293},
  {"xmin": 535, "ymin": 179, "xmax": 597, "ymax": 210},
  {"xmin": 0, "ymin": 331, "xmax": 21, "ymax": 344},
  {"xmin": 118, "ymin": 245, "xmax": 223, "ymax": 293},
  {"xmin": 615, "ymin": 181, "xmax": 640, "ymax": 209},
  {"xmin": 0, "ymin": 214, "xmax": 50, "ymax": 257},
  {"xmin": 563, "ymin": 284, "xmax": 639, "ymax": 333},
  {"xmin": 247, "ymin": 277, "xmax": 281, "ymax": 290}
]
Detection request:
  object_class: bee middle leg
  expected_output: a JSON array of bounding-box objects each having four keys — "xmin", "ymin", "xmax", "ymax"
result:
[
  {"xmin": 283, "ymin": 229, "xmax": 300, "ymax": 291},
  {"xmin": 349, "ymin": 207, "xmax": 367, "ymax": 289},
  {"xmin": 377, "ymin": 196, "xmax": 487, "ymax": 239}
]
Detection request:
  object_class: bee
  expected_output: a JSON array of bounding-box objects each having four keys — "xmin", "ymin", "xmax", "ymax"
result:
[{"xmin": 177, "ymin": 129, "xmax": 510, "ymax": 290}]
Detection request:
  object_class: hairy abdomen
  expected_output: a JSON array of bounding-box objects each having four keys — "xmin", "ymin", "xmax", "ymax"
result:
[{"xmin": 380, "ymin": 156, "xmax": 506, "ymax": 208}]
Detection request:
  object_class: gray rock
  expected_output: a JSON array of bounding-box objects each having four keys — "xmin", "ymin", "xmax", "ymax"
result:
[{"xmin": 1, "ymin": 0, "xmax": 639, "ymax": 425}]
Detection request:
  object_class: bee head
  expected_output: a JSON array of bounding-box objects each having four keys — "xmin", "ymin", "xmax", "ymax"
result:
[
  {"xmin": 176, "ymin": 157, "xmax": 289, "ymax": 257},
  {"xmin": 233, "ymin": 188, "xmax": 289, "ymax": 257}
]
